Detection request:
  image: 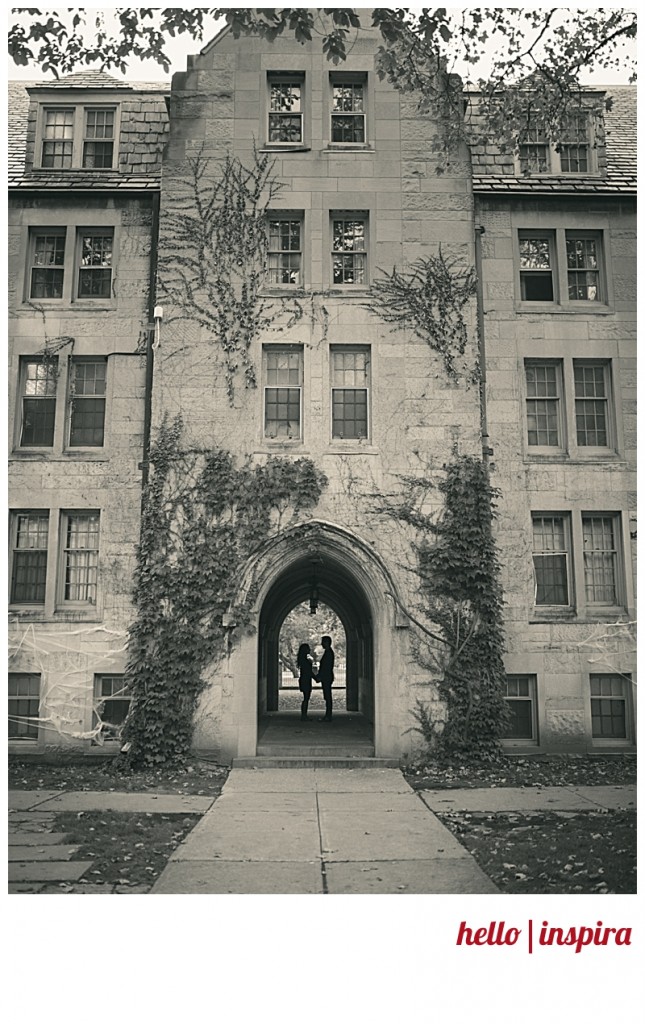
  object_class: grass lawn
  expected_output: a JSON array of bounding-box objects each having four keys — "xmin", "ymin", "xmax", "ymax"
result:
[
  {"xmin": 9, "ymin": 757, "xmax": 229, "ymax": 795},
  {"xmin": 403, "ymin": 753, "xmax": 636, "ymax": 790},
  {"xmin": 52, "ymin": 810, "xmax": 202, "ymax": 890},
  {"xmin": 438, "ymin": 808, "xmax": 636, "ymax": 894}
]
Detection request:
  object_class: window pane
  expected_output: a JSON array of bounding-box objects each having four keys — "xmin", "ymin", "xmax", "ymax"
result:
[
  {"xmin": 566, "ymin": 236, "xmax": 600, "ymax": 300},
  {"xmin": 268, "ymin": 83, "xmax": 302, "ymax": 143},
  {"xmin": 42, "ymin": 109, "xmax": 74, "ymax": 168},
  {"xmin": 11, "ymin": 514, "xmax": 49, "ymax": 603},
  {"xmin": 267, "ymin": 220, "xmax": 302, "ymax": 285},
  {"xmin": 331, "ymin": 82, "xmax": 367, "ymax": 144},
  {"xmin": 69, "ymin": 360, "xmax": 107, "ymax": 446},
  {"xmin": 20, "ymin": 359, "xmax": 58, "ymax": 447},
  {"xmin": 9, "ymin": 673, "xmax": 40, "ymax": 739},
  {"xmin": 332, "ymin": 388, "xmax": 368, "ymax": 439},
  {"xmin": 64, "ymin": 513, "xmax": 99, "ymax": 602},
  {"xmin": 574, "ymin": 363, "xmax": 608, "ymax": 446},
  {"xmin": 525, "ymin": 363, "xmax": 560, "ymax": 446},
  {"xmin": 78, "ymin": 234, "xmax": 113, "ymax": 298},
  {"xmin": 583, "ymin": 516, "xmax": 617, "ymax": 603},
  {"xmin": 532, "ymin": 516, "xmax": 568, "ymax": 605},
  {"xmin": 31, "ymin": 233, "xmax": 66, "ymax": 298},
  {"xmin": 265, "ymin": 387, "xmax": 301, "ymax": 437}
]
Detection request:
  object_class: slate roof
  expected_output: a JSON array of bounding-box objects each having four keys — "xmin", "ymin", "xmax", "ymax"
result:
[
  {"xmin": 471, "ymin": 86, "xmax": 636, "ymax": 196},
  {"xmin": 8, "ymin": 73, "xmax": 169, "ymax": 189}
]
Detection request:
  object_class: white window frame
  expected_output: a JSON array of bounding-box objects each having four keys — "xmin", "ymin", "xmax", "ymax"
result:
[
  {"xmin": 8, "ymin": 673, "xmax": 41, "ymax": 742},
  {"xmin": 589, "ymin": 673, "xmax": 633, "ymax": 745},
  {"xmin": 57, "ymin": 510, "xmax": 101, "ymax": 608},
  {"xmin": 501, "ymin": 675, "xmax": 538, "ymax": 745},
  {"xmin": 581, "ymin": 513, "xmax": 623, "ymax": 609},
  {"xmin": 76, "ymin": 228, "xmax": 114, "ymax": 301},
  {"xmin": 330, "ymin": 212, "xmax": 369, "ymax": 288},
  {"xmin": 524, "ymin": 359, "xmax": 616, "ymax": 460},
  {"xmin": 266, "ymin": 74, "xmax": 305, "ymax": 148},
  {"xmin": 515, "ymin": 227, "xmax": 608, "ymax": 310},
  {"xmin": 9, "ymin": 511, "xmax": 50, "ymax": 607},
  {"xmin": 266, "ymin": 214, "xmax": 304, "ymax": 288},
  {"xmin": 531, "ymin": 512, "xmax": 573, "ymax": 610},
  {"xmin": 263, "ymin": 345, "xmax": 304, "ymax": 441},
  {"xmin": 330, "ymin": 345, "xmax": 371, "ymax": 441},
  {"xmin": 16, "ymin": 356, "xmax": 59, "ymax": 449},
  {"xmin": 329, "ymin": 73, "xmax": 368, "ymax": 147},
  {"xmin": 28, "ymin": 228, "xmax": 67, "ymax": 300},
  {"xmin": 515, "ymin": 109, "xmax": 596, "ymax": 175},
  {"xmin": 38, "ymin": 104, "xmax": 119, "ymax": 170},
  {"xmin": 68, "ymin": 357, "xmax": 107, "ymax": 448},
  {"xmin": 524, "ymin": 359, "xmax": 565, "ymax": 453},
  {"xmin": 24, "ymin": 224, "xmax": 118, "ymax": 307},
  {"xmin": 93, "ymin": 674, "xmax": 131, "ymax": 743}
]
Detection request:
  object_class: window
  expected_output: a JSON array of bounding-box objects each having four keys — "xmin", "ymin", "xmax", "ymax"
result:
[
  {"xmin": 41, "ymin": 108, "xmax": 74, "ymax": 168},
  {"xmin": 39, "ymin": 105, "xmax": 117, "ymax": 169},
  {"xmin": 30, "ymin": 231, "xmax": 66, "ymax": 298},
  {"xmin": 502, "ymin": 675, "xmax": 537, "ymax": 741},
  {"xmin": 268, "ymin": 77, "xmax": 303, "ymax": 144},
  {"xmin": 582, "ymin": 515, "xmax": 619, "ymax": 605},
  {"xmin": 518, "ymin": 127, "xmax": 549, "ymax": 174},
  {"xmin": 331, "ymin": 78, "xmax": 366, "ymax": 143},
  {"xmin": 574, "ymin": 362, "xmax": 610, "ymax": 447},
  {"xmin": 331, "ymin": 347, "xmax": 370, "ymax": 440},
  {"xmin": 566, "ymin": 233, "xmax": 601, "ymax": 301},
  {"xmin": 267, "ymin": 218, "xmax": 302, "ymax": 286},
  {"xmin": 77, "ymin": 231, "xmax": 113, "ymax": 298},
  {"xmin": 332, "ymin": 215, "xmax": 367, "ymax": 285},
  {"xmin": 19, "ymin": 358, "xmax": 58, "ymax": 447},
  {"xmin": 590, "ymin": 674, "xmax": 630, "ymax": 739},
  {"xmin": 558, "ymin": 112, "xmax": 590, "ymax": 173},
  {"xmin": 264, "ymin": 346, "xmax": 303, "ymax": 439},
  {"xmin": 69, "ymin": 359, "xmax": 107, "ymax": 446},
  {"xmin": 515, "ymin": 110, "xmax": 595, "ymax": 175},
  {"xmin": 8, "ymin": 673, "xmax": 40, "ymax": 740},
  {"xmin": 93, "ymin": 675, "xmax": 131, "ymax": 741},
  {"xmin": 11, "ymin": 512, "xmax": 49, "ymax": 604},
  {"xmin": 517, "ymin": 228, "xmax": 607, "ymax": 308},
  {"xmin": 532, "ymin": 514, "xmax": 570, "ymax": 606},
  {"xmin": 83, "ymin": 108, "xmax": 115, "ymax": 168},
  {"xmin": 519, "ymin": 233, "xmax": 555, "ymax": 301},
  {"xmin": 525, "ymin": 361, "xmax": 563, "ymax": 448},
  {"xmin": 61, "ymin": 512, "xmax": 100, "ymax": 604}
]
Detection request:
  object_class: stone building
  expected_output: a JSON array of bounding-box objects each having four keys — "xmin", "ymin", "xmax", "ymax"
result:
[
  {"xmin": 8, "ymin": 21, "xmax": 636, "ymax": 761},
  {"xmin": 8, "ymin": 73, "xmax": 168, "ymax": 749}
]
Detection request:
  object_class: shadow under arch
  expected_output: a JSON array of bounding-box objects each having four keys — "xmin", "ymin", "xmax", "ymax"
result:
[{"xmin": 234, "ymin": 520, "xmax": 408, "ymax": 751}]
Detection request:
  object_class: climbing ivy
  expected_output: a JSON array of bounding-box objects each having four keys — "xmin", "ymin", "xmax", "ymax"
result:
[
  {"xmin": 157, "ymin": 149, "xmax": 304, "ymax": 403},
  {"xmin": 120, "ymin": 416, "xmax": 327, "ymax": 767},
  {"xmin": 366, "ymin": 250, "xmax": 478, "ymax": 383},
  {"xmin": 376, "ymin": 454, "xmax": 508, "ymax": 754}
]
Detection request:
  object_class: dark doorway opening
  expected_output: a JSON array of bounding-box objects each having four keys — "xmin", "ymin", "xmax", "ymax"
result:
[{"xmin": 257, "ymin": 551, "xmax": 375, "ymax": 753}]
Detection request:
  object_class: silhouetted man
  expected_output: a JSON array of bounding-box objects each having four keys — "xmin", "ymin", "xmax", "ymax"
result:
[{"xmin": 316, "ymin": 635, "xmax": 335, "ymax": 721}]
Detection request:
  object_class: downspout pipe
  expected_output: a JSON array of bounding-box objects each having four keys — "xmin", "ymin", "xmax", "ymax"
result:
[
  {"xmin": 140, "ymin": 188, "xmax": 160, "ymax": 505},
  {"xmin": 474, "ymin": 223, "xmax": 491, "ymax": 466}
]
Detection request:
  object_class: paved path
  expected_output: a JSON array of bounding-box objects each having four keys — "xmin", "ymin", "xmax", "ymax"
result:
[
  {"xmin": 419, "ymin": 784, "xmax": 636, "ymax": 813},
  {"xmin": 151, "ymin": 768, "xmax": 499, "ymax": 894}
]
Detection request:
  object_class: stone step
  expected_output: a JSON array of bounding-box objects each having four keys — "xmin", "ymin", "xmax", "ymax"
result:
[
  {"xmin": 256, "ymin": 744, "xmax": 375, "ymax": 757},
  {"xmin": 232, "ymin": 756, "xmax": 401, "ymax": 769}
]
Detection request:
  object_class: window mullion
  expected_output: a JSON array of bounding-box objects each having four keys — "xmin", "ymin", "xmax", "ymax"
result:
[
  {"xmin": 554, "ymin": 229, "xmax": 568, "ymax": 307},
  {"xmin": 569, "ymin": 512, "xmax": 585, "ymax": 613}
]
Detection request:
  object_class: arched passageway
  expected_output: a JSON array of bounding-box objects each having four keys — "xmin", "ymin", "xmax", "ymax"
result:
[{"xmin": 257, "ymin": 551, "xmax": 375, "ymax": 747}]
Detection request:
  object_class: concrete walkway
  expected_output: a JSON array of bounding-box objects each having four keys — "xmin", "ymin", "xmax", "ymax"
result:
[{"xmin": 151, "ymin": 768, "xmax": 499, "ymax": 894}]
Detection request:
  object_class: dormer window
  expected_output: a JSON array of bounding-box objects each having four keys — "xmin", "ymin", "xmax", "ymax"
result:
[
  {"xmin": 38, "ymin": 105, "xmax": 118, "ymax": 170},
  {"xmin": 517, "ymin": 109, "xmax": 595, "ymax": 176},
  {"xmin": 83, "ymin": 109, "xmax": 115, "ymax": 168}
]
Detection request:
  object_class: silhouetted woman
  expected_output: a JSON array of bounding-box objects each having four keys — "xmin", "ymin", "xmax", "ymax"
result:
[{"xmin": 297, "ymin": 643, "xmax": 314, "ymax": 720}]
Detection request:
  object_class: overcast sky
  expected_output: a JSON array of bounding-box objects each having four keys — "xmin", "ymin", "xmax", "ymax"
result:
[{"xmin": 7, "ymin": 5, "xmax": 637, "ymax": 85}]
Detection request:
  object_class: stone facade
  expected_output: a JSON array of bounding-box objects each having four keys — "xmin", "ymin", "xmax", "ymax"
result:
[
  {"xmin": 8, "ymin": 26, "xmax": 636, "ymax": 760},
  {"xmin": 8, "ymin": 78, "xmax": 167, "ymax": 752}
]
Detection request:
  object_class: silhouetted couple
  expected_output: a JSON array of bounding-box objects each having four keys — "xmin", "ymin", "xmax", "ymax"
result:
[{"xmin": 297, "ymin": 635, "xmax": 335, "ymax": 721}]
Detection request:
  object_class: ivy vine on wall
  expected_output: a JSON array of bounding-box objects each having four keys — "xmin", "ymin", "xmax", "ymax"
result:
[
  {"xmin": 366, "ymin": 250, "xmax": 478, "ymax": 383},
  {"xmin": 375, "ymin": 454, "xmax": 509, "ymax": 754},
  {"xmin": 157, "ymin": 149, "xmax": 305, "ymax": 403},
  {"xmin": 120, "ymin": 416, "xmax": 327, "ymax": 767}
]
